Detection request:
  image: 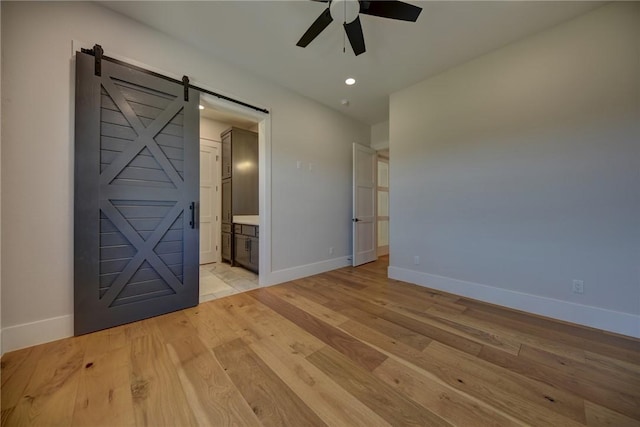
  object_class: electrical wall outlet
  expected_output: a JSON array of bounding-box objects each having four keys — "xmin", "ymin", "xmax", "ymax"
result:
[
  {"xmin": 413, "ymin": 256, "xmax": 420, "ymax": 265},
  {"xmin": 572, "ymin": 279, "xmax": 584, "ymax": 294},
  {"xmin": 329, "ymin": 247, "xmax": 334, "ymax": 255}
]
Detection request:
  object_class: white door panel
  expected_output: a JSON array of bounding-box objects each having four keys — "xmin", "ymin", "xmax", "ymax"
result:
[
  {"xmin": 352, "ymin": 143, "xmax": 377, "ymax": 266},
  {"xmin": 200, "ymin": 140, "xmax": 220, "ymax": 264}
]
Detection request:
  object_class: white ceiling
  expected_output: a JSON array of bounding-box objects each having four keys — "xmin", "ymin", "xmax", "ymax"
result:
[{"xmin": 101, "ymin": 1, "xmax": 603, "ymax": 125}]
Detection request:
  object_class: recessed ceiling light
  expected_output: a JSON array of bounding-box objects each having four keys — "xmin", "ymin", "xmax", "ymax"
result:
[
  {"xmin": 345, "ymin": 77, "xmax": 356, "ymax": 86},
  {"xmin": 199, "ymin": 105, "xmax": 205, "ymax": 110}
]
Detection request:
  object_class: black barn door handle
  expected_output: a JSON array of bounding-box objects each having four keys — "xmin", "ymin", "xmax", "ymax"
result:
[{"xmin": 189, "ymin": 202, "xmax": 196, "ymax": 229}]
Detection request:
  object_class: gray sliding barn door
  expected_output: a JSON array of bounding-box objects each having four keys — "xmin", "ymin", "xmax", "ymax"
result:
[{"xmin": 74, "ymin": 51, "xmax": 199, "ymax": 335}]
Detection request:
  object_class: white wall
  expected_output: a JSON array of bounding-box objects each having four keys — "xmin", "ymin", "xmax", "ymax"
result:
[
  {"xmin": 200, "ymin": 117, "xmax": 232, "ymax": 142},
  {"xmin": 1, "ymin": 1, "xmax": 369, "ymax": 351},
  {"xmin": 389, "ymin": 3, "xmax": 640, "ymax": 337},
  {"xmin": 370, "ymin": 120, "xmax": 389, "ymax": 150},
  {"xmin": 0, "ymin": 2, "xmax": 3, "ymax": 355}
]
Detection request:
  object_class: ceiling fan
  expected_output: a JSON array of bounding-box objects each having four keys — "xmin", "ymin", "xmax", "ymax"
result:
[{"xmin": 296, "ymin": 0, "xmax": 422, "ymax": 56}]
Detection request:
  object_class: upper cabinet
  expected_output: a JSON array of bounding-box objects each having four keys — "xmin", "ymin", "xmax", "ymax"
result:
[
  {"xmin": 221, "ymin": 127, "xmax": 258, "ymax": 216},
  {"xmin": 221, "ymin": 131, "xmax": 232, "ymax": 180}
]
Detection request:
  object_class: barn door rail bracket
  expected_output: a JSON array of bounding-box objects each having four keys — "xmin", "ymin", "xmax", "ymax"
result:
[
  {"xmin": 78, "ymin": 43, "xmax": 269, "ymax": 114},
  {"xmin": 182, "ymin": 76, "xmax": 190, "ymax": 102},
  {"xmin": 81, "ymin": 44, "xmax": 103, "ymax": 76}
]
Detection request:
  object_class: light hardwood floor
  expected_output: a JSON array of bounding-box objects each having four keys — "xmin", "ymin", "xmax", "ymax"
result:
[{"xmin": 2, "ymin": 257, "xmax": 639, "ymax": 426}]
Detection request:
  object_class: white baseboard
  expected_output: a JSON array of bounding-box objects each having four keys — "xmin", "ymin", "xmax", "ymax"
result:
[
  {"xmin": 388, "ymin": 266, "xmax": 640, "ymax": 339},
  {"xmin": 262, "ymin": 256, "xmax": 351, "ymax": 287},
  {"xmin": 2, "ymin": 315, "xmax": 74, "ymax": 353}
]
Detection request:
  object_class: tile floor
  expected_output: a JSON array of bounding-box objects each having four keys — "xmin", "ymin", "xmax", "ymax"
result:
[{"xmin": 199, "ymin": 262, "xmax": 259, "ymax": 303}]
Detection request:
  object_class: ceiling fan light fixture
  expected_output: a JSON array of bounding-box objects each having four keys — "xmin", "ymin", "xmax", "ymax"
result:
[
  {"xmin": 330, "ymin": 0, "xmax": 360, "ymax": 24},
  {"xmin": 296, "ymin": 0, "xmax": 422, "ymax": 56},
  {"xmin": 345, "ymin": 77, "xmax": 356, "ymax": 85}
]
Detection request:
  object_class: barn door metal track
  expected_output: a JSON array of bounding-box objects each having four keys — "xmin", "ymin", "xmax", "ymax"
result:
[{"xmin": 81, "ymin": 44, "xmax": 269, "ymax": 114}]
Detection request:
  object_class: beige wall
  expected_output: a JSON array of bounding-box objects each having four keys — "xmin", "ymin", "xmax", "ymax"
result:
[
  {"xmin": 1, "ymin": 1, "xmax": 369, "ymax": 351},
  {"xmin": 389, "ymin": 3, "xmax": 640, "ymax": 336}
]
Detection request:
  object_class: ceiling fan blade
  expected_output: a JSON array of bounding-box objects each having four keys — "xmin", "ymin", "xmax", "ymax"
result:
[
  {"xmin": 360, "ymin": 0, "xmax": 422, "ymax": 22},
  {"xmin": 297, "ymin": 8, "xmax": 333, "ymax": 47},
  {"xmin": 344, "ymin": 16, "xmax": 366, "ymax": 56}
]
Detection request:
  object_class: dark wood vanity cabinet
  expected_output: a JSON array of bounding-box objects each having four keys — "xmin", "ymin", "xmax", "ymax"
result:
[
  {"xmin": 234, "ymin": 224, "xmax": 259, "ymax": 273},
  {"xmin": 221, "ymin": 223, "xmax": 232, "ymax": 262}
]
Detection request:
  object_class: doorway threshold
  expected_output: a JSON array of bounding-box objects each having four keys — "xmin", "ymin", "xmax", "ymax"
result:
[{"xmin": 199, "ymin": 262, "xmax": 259, "ymax": 303}]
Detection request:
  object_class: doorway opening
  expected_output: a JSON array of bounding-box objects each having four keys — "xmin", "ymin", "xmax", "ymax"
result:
[
  {"xmin": 377, "ymin": 149, "xmax": 389, "ymax": 258},
  {"xmin": 198, "ymin": 95, "xmax": 266, "ymax": 302}
]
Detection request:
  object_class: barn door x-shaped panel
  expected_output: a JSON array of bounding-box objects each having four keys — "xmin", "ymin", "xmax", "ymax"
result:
[{"xmin": 75, "ymin": 52, "xmax": 199, "ymax": 335}]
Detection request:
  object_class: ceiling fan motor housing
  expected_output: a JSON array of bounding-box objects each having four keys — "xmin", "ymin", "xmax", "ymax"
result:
[{"xmin": 330, "ymin": 0, "xmax": 360, "ymax": 24}]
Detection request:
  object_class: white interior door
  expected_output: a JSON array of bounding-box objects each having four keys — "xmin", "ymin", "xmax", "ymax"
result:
[
  {"xmin": 352, "ymin": 143, "xmax": 377, "ymax": 266},
  {"xmin": 200, "ymin": 139, "xmax": 221, "ymax": 264}
]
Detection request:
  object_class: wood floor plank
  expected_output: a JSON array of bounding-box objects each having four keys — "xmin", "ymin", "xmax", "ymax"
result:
[
  {"xmin": 339, "ymin": 317, "xmax": 584, "ymax": 426},
  {"xmin": 249, "ymin": 288, "xmax": 388, "ymax": 371},
  {"xmin": 323, "ymin": 280, "xmax": 521, "ymax": 354},
  {"xmin": 266, "ymin": 286, "xmax": 351, "ymax": 327},
  {"xmin": 183, "ymin": 299, "xmax": 254, "ymax": 348},
  {"xmin": 165, "ymin": 335, "xmax": 262, "ymax": 426},
  {"xmin": 521, "ymin": 344, "xmax": 640, "ymax": 399},
  {"xmin": 584, "ymin": 401, "xmax": 640, "ymax": 427},
  {"xmin": 343, "ymin": 291, "xmax": 487, "ymax": 356},
  {"xmin": 464, "ymin": 308, "xmax": 592, "ymax": 362},
  {"xmin": 422, "ymin": 304, "xmax": 586, "ymax": 359},
  {"xmin": 424, "ymin": 341, "xmax": 587, "ymax": 425},
  {"xmin": 79, "ymin": 324, "xmax": 128, "ymax": 361},
  {"xmin": 1, "ymin": 345, "xmax": 47, "ymax": 410},
  {"xmin": 338, "ymin": 306, "xmax": 433, "ymax": 351},
  {"xmin": 214, "ymin": 338, "xmax": 327, "ymax": 427},
  {"xmin": 463, "ymin": 301, "xmax": 640, "ymax": 362},
  {"xmin": 516, "ymin": 344, "xmax": 640, "ymax": 420},
  {"xmin": 283, "ymin": 278, "xmax": 332, "ymax": 304},
  {"xmin": 72, "ymin": 345, "xmax": 135, "ymax": 427},
  {"xmin": 248, "ymin": 334, "xmax": 392, "ymax": 427},
  {"xmin": 479, "ymin": 344, "xmax": 640, "ymax": 421},
  {"xmin": 373, "ymin": 358, "xmax": 524, "ymax": 427},
  {"xmin": 307, "ymin": 346, "xmax": 453, "ymax": 426},
  {"xmin": 1, "ymin": 408, "xmax": 14, "ymax": 426},
  {"xmin": 333, "ymin": 272, "xmax": 469, "ymax": 314},
  {"xmin": 222, "ymin": 292, "xmax": 327, "ymax": 357},
  {"xmin": 129, "ymin": 333, "xmax": 198, "ymax": 426},
  {"xmin": 296, "ymin": 277, "xmax": 485, "ymax": 356},
  {"xmin": 584, "ymin": 350, "xmax": 640, "ymax": 379},
  {"xmin": 153, "ymin": 309, "xmax": 198, "ymax": 343},
  {"xmin": 3, "ymin": 338, "xmax": 84, "ymax": 427}
]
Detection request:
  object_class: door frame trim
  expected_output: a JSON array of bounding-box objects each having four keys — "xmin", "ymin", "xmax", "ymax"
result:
[{"xmin": 200, "ymin": 94, "xmax": 271, "ymax": 286}]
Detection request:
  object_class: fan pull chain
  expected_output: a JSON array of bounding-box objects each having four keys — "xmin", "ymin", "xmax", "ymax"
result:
[{"xmin": 343, "ymin": 0, "xmax": 347, "ymax": 53}]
